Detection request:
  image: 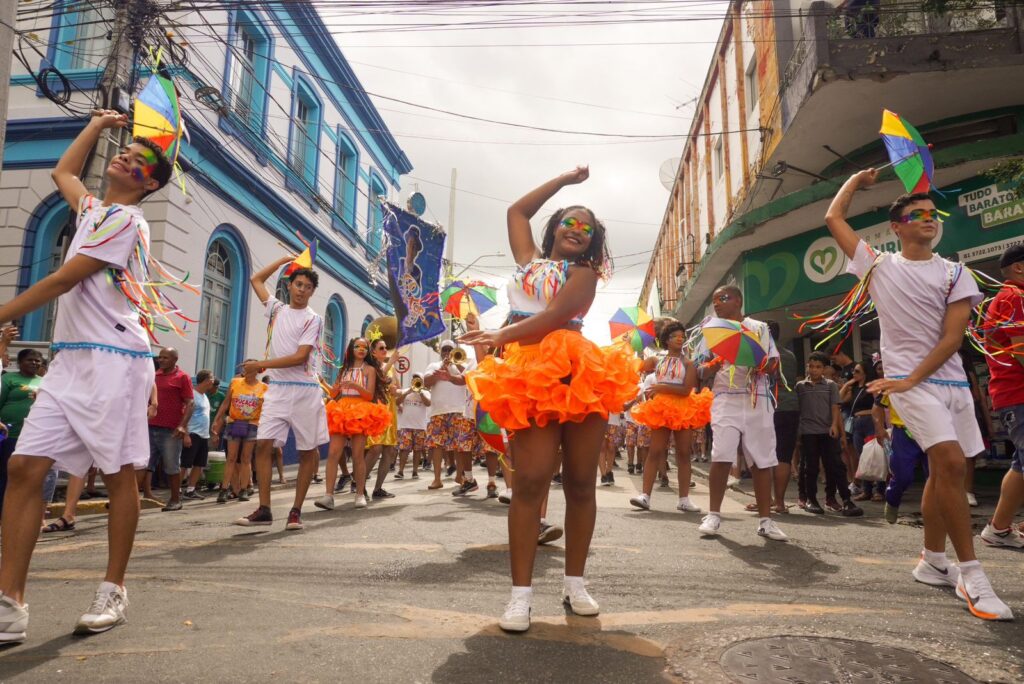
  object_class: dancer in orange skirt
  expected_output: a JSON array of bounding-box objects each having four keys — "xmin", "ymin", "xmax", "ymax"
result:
[
  {"xmin": 629, "ymin": 321, "xmax": 712, "ymax": 513},
  {"xmin": 318, "ymin": 338, "xmax": 390, "ymax": 510},
  {"xmin": 461, "ymin": 166, "xmax": 638, "ymax": 633}
]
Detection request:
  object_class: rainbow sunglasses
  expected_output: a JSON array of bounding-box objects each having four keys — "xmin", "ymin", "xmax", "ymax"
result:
[
  {"xmin": 559, "ymin": 216, "xmax": 594, "ymax": 237},
  {"xmin": 897, "ymin": 208, "xmax": 948, "ymax": 223}
]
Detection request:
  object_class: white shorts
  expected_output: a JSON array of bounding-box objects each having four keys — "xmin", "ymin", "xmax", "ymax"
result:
[
  {"xmin": 16, "ymin": 348, "xmax": 154, "ymax": 477},
  {"xmin": 889, "ymin": 382, "xmax": 985, "ymax": 455},
  {"xmin": 710, "ymin": 393, "xmax": 778, "ymax": 470},
  {"xmin": 256, "ymin": 382, "xmax": 328, "ymax": 451}
]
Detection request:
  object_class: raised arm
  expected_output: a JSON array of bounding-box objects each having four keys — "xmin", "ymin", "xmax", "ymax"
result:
[
  {"xmin": 250, "ymin": 255, "xmax": 296, "ymax": 305},
  {"xmin": 507, "ymin": 166, "xmax": 589, "ymax": 266},
  {"xmin": 52, "ymin": 110, "xmax": 127, "ymax": 209},
  {"xmin": 825, "ymin": 169, "xmax": 878, "ymax": 260}
]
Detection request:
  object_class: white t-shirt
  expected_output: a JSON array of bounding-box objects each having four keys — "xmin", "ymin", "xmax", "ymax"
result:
[
  {"xmin": 848, "ymin": 240, "xmax": 981, "ymax": 383},
  {"xmin": 425, "ymin": 359, "xmax": 475, "ymax": 416},
  {"xmin": 608, "ymin": 411, "xmax": 622, "ymax": 426},
  {"xmin": 52, "ymin": 195, "xmax": 151, "ymax": 352},
  {"xmin": 263, "ymin": 296, "xmax": 323, "ymax": 383},
  {"xmin": 697, "ymin": 317, "xmax": 779, "ymax": 396},
  {"xmin": 397, "ymin": 389, "xmax": 430, "ymax": 431}
]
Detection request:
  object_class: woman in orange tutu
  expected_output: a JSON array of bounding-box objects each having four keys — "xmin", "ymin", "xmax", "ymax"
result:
[
  {"xmin": 461, "ymin": 166, "xmax": 638, "ymax": 633},
  {"xmin": 629, "ymin": 321, "xmax": 712, "ymax": 513},
  {"xmin": 319, "ymin": 337, "xmax": 390, "ymax": 510}
]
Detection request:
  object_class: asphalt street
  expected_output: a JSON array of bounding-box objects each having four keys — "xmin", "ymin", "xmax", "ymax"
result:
[{"xmin": 1, "ymin": 462, "xmax": 1022, "ymax": 683}]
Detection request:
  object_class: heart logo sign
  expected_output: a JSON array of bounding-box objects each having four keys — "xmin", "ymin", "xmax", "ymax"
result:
[
  {"xmin": 809, "ymin": 247, "xmax": 837, "ymax": 275},
  {"xmin": 803, "ymin": 236, "xmax": 847, "ymax": 284}
]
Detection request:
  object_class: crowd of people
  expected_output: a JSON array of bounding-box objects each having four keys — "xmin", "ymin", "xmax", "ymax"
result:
[{"xmin": 0, "ymin": 114, "xmax": 1021, "ymax": 645}]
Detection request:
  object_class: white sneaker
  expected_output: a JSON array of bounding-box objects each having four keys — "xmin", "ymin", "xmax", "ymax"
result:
[
  {"xmin": 563, "ymin": 586, "xmax": 600, "ymax": 616},
  {"xmin": 726, "ymin": 475, "xmax": 740, "ymax": 488},
  {"xmin": 354, "ymin": 494, "xmax": 367, "ymax": 509},
  {"xmin": 498, "ymin": 489, "xmax": 512, "ymax": 505},
  {"xmin": 677, "ymin": 498, "xmax": 701, "ymax": 513},
  {"xmin": 313, "ymin": 495, "xmax": 335, "ymax": 511},
  {"xmin": 499, "ymin": 595, "xmax": 531, "ymax": 632},
  {"xmin": 757, "ymin": 519, "xmax": 789, "ymax": 542},
  {"xmin": 629, "ymin": 493, "xmax": 650, "ymax": 510},
  {"xmin": 0, "ymin": 594, "xmax": 28, "ymax": 643},
  {"xmin": 966, "ymin": 492, "xmax": 978, "ymax": 507},
  {"xmin": 74, "ymin": 583, "xmax": 128, "ymax": 635},
  {"xmin": 980, "ymin": 522, "xmax": 1024, "ymax": 549},
  {"xmin": 956, "ymin": 571, "xmax": 1014, "ymax": 621},
  {"xmin": 912, "ymin": 555, "xmax": 960, "ymax": 588},
  {"xmin": 698, "ymin": 514, "xmax": 721, "ymax": 536}
]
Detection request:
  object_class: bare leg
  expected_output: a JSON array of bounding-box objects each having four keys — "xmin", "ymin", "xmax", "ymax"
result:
[
  {"xmin": 291, "ymin": 449, "xmax": 319, "ymax": 509},
  {"xmin": 561, "ymin": 415, "xmax": 606, "ymax": 577},
  {"xmin": 0, "ymin": 456, "xmax": 54, "ymax": 602},
  {"xmin": 991, "ymin": 469, "xmax": 1024, "ymax": 530},
  {"xmin": 750, "ymin": 462, "xmax": 773, "ymax": 518},
  {"xmin": 62, "ymin": 474, "xmax": 87, "ymax": 523},
  {"xmin": 103, "ymin": 466, "xmax": 141, "ymax": 586},
  {"xmin": 167, "ymin": 472, "xmax": 181, "ymax": 505},
  {"xmin": 925, "ymin": 441, "xmax": 975, "ymax": 561},
  {"xmin": 964, "ymin": 455, "xmax": 976, "ymax": 497},
  {"xmin": 350, "ymin": 435, "xmax": 368, "ymax": 497},
  {"xmin": 429, "ymin": 447, "xmax": 444, "ymax": 487},
  {"xmin": 374, "ymin": 446, "xmax": 396, "ymax": 491},
  {"xmin": 253, "ymin": 440, "xmax": 275, "ymax": 508},
  {"xmin": 643, "ymin": 429, "xmax": 669, "ymax": 496},
  {"xmin": 275, "ymin": 447, "xmax": 287, "ymax": 483},
  {"xmin": 673, "ymin": 430, "xmax": 692, "ymax": 497},
  {"xmin": 773, "ymin": 462, "xmax": 791, "ymax": 510},
  {"xmin": 365, "ymin": 445, "xmax": 383, "ymax": 483},
  {"xmin": 325, "ymin": 435, "xmax": 348, "ymax": 498},
  {"xmin": 220, "ymin": 440, "xmax": 239, "ymax": 492},
  {"xmin": 508, "ymin": 423, "xmax": 561, "ymax": 586},
  {"xmin": 708, "ymin": 461, "xmax": 732, "ymax": 513}
]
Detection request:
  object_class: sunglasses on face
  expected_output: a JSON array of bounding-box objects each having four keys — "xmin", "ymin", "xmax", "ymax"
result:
[
  {"xmin": 897, "ymin": 208, "xmax": 942, "ymax": 223},
  {"xmin": 559, "ymin": 217, "xmax": 594, "ymax": 237}
]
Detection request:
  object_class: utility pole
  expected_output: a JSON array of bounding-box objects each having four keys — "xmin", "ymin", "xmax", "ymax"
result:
[
  {"xmin": 0, "ymin": 1, "xmax": 17, "ymax": 182},
  {"xmin": 82, "ymin": 0, "xmax": 157, "ymax": 195},
  {"xmin": 446, "ymin": 167, "xmax": 457, "ymax": 339}
]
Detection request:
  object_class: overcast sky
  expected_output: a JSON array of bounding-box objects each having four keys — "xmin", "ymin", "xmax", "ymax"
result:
[{"xmin": 332, "ymin": 2, "xmax": 727, "ymax": 343}]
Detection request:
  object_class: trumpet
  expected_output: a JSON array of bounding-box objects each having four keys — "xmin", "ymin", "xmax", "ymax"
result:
[
  {"xmin": 450, "ymin": 347, "xmax": 467, "ymax": 365},
  {"xmin": 411, "ymin": 376, "xmax": 424, "ymax": 391}
]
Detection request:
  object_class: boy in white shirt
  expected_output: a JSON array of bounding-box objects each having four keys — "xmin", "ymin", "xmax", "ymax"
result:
[
  {"xmin": 0, "ymin": 111, "xmax": 174, "ymax": 641},
  {"xmin": 233, "ymin": 259, "xmax": 329, "ymax": 531},
  {"xmin": 825, "ymin": 168, "xmax": 1011, "ymax": 621}
]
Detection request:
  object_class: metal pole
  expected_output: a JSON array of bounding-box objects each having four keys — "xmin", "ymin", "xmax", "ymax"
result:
[
  {"xmin": 446, "ymin": 168, "xmax": 457, "ymax": 339},
  {"xmin": 0, "ymin": 0, "xmax": 17, "ymax": 181}
]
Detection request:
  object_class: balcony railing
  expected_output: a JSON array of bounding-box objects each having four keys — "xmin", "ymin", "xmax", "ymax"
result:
[{"xmin": 827, "ymin": 0, "xmax": 1014, "ymax": 40}]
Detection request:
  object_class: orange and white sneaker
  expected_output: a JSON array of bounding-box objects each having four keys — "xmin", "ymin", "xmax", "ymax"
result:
[{"xmin": 956, "ymin": 571, "xmax": 1013, "ymax": 621}]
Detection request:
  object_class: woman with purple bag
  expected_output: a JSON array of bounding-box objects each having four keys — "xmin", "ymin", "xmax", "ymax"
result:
[{"xmin": 211, "ymin": 361, "xmax": 268, "ymax": 503}]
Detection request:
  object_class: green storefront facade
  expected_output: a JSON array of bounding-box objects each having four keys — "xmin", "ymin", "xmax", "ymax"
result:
[{"xmin": 743, "ymin": 174, "xmax": 1024, "ymax": 316}]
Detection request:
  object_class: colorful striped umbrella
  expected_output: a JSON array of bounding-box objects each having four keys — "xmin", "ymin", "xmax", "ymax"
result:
[
  {"xmin": 609, "ymin": 306, "xmax": 656, "ymax": 353},
  {"xmin": 879, "ymin": 109, "xmax": 934, "ymax": 194},
  {"xmin": 440, "ymin": 280, "xmax": 498, "ymax": 319},
  {"xmin": 475, "ymin": 403, "xmax": 505, "ymax": 454},
  {"xmin": 133, "ymin": 73, "xmax": 184, "ymax": 168},
  {"xmin": 701, "ymin": 317, "xmax": 768, "ymax": 368}
]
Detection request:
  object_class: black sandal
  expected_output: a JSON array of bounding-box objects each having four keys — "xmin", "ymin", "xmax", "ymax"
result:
[{"xmin": 42, "ymin": 516, "xmax": 75, "ymax": 533}]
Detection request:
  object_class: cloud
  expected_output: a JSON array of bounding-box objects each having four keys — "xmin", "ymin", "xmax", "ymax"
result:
[{"xmin": 332, "ymin": 3, "xmax": 726, "ymax": 342}]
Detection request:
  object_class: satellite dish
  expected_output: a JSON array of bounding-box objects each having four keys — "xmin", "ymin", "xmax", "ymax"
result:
[
  {"xmin": 407, "ymin": 192, "xmax": 427, "ymax": 217},
  {"xmin": 659, "ymin": 158, "xmax": 681, "ymax": 191}
]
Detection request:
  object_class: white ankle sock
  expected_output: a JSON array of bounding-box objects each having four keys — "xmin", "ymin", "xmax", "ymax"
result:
[
  {"xmin": 923, "ymin": 549, "xmax": 948, "ymax": 568},
  {"xmin": 959, "ymin": 559, "xmax": 982, "ymax": 577},
  {"xmin": 510, "ymin": 586, "xmax": 532, "ymax": 601},
  {"xmin": 564, "ymin": 576, "xmax": 585, "ymax": 594},
  {"xmin": 758, "ymin": 516, "xmax": 771, "ymax": 527}
]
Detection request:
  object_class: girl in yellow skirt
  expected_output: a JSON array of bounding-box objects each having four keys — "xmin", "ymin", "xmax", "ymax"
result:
[
  {"xmin": 461, "ymin": 166, "xmax": 639, "ymax": 633},
  {"xmin": 365, "ymin": 338, "xmax": 400, "ymax": 499},
  {"xmin": 629, "ymin": 321, "xmax": 712, "ymax": 513},
  {"xmin": 319, "ymin": 338, "xmax": 390, "ymax": 510}
]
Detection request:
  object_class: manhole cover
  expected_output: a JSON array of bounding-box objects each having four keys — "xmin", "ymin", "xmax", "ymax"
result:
[{"xmin": 720, "ymin": 636, "xmax": 978, "ymax": 683}]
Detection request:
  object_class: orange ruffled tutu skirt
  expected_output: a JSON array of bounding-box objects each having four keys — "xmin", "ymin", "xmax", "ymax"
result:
[
  {"xmin": 631, "ymin": 390, "xmax": 713, "ymax": 431},
  {"xmin": 466, "ymin": 329, "xmax": 640, "ymax": 431},
  {"xmin": 326, "ymin": 396, "xmax": 392, "ymax": 437}
]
